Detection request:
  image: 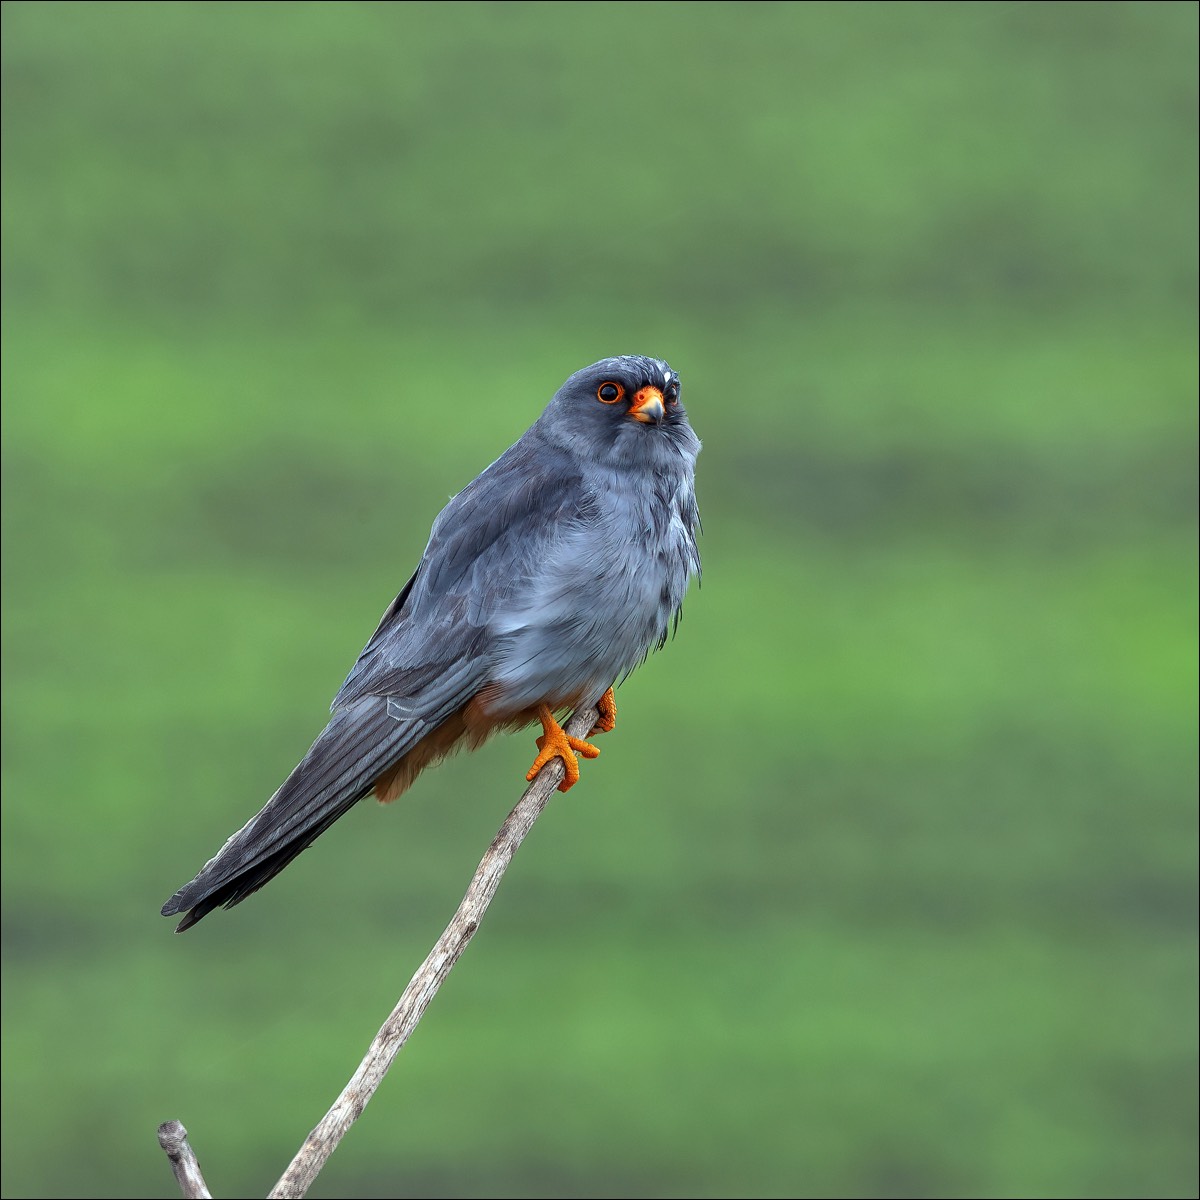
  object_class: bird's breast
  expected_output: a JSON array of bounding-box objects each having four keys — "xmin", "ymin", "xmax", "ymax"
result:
[{"xmin": 485, "ymin": 476, "xmax": 696, "ymax": 710}]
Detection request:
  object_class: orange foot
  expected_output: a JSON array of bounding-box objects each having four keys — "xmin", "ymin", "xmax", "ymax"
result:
[
  {"xmin": 526, "ymin": 704, "xmax": 601, "ymax": 793},
  {"xmin": 591, "ymin": 686, "xmax": 617, "ymax": 735}
]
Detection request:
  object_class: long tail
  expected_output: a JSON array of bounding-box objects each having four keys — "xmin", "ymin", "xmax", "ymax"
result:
[{"xmin": 162, "ymin": 691, "xmax": 455, "ymax": 932}]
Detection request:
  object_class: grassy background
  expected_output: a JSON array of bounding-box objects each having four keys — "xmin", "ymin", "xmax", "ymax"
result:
[{"xmin": 2, "ymin": 2, "xmax": 1196, "ymax": 1197}]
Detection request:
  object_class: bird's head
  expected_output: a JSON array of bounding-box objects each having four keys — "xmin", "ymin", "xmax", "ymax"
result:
[{"xmin": 538, "ymin": 355, "xmax": 700, "ymax": 470}]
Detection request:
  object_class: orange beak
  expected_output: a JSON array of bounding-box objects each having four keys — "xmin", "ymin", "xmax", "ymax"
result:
[{"xmin": 629, "ymin": 386, "xmax": 665, "ymax": 425}]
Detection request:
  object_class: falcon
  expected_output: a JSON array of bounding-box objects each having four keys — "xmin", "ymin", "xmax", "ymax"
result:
[{"xmin": 162, "ymin": 355, "xmax": 702, "ymax": 931}]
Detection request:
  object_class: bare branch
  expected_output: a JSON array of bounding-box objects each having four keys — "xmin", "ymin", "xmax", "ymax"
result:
[
  {"xmin": 157, "ymin": 1120, "xmax": 213, "ymax": 1199},
  {"xmin": 267, "ymin": 704, "xmax": 601, "ymax": 1200}
]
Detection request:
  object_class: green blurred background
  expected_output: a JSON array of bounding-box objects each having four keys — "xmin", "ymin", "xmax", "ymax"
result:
[{"xmin": 2, "ymin": 2, "xmax": 1196, "ymax": 1197}]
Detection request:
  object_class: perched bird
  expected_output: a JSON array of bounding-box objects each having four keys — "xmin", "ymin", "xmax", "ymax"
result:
[{"xmin": 162, "ymin": 355, "xmax": 702, "ymax": 931}]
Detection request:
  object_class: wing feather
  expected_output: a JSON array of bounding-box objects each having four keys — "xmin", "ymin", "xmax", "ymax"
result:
[{"xmin": 163, "ymin": 425, "xmax": 589, "ymax": 930}]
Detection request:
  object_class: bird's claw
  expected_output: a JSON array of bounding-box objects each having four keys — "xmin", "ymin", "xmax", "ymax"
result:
[
  {"xmin": 527, "ymin": 706, "xmax": 600, "ymax": 792},
  {"xmin": 590, "ymin": 686, "xmax": 617, "ymax": 736}
]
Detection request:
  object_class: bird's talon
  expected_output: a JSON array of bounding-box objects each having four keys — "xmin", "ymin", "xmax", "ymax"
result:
[
  {"xmin": 590, "ymin": 687, "xmax": 617, "ymax": 736},
  {"xmin": 526, "ymin": 705, "xmax": 600, "ymax": 791}
]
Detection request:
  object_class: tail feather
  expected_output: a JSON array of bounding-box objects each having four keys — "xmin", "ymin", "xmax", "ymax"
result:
[
  {"xmin": 163, "ymin": 656, "xmax": 487, "ymax": 931},
  {"xmin": 162, "ymin": 697, "xmax": 425, "ymax": 931},
  {"xmin": 166, "ymin": 794, "xmax": 363, "ymax": 931}
]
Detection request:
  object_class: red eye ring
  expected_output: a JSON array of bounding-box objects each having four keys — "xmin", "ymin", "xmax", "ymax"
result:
[{"xmin": 597, "ymin": 381, "xmax": 625, "ymax": 404}]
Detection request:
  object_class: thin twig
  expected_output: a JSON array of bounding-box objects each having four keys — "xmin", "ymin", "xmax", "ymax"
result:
[
  {"xmin": 157, "ymin": 1120, "xmax": 213, "ymax": 1199},
  {"xmin": 267, "ymin": 704, "xmax": 600, "ymax": 1200}
]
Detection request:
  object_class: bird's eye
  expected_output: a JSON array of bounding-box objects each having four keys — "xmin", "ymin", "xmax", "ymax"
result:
[
  {"xmin": 597, "ymin": 382, "xmax": 624, "ymax": 404},
  {"xmin": 665, "ymin": 381, "xmax": 680, "ymax": 405}
]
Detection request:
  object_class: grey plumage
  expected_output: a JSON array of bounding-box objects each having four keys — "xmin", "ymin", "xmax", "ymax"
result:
[{"xmin": 162, "ymin": 355, "xmax": 701, "ymax": 931}]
